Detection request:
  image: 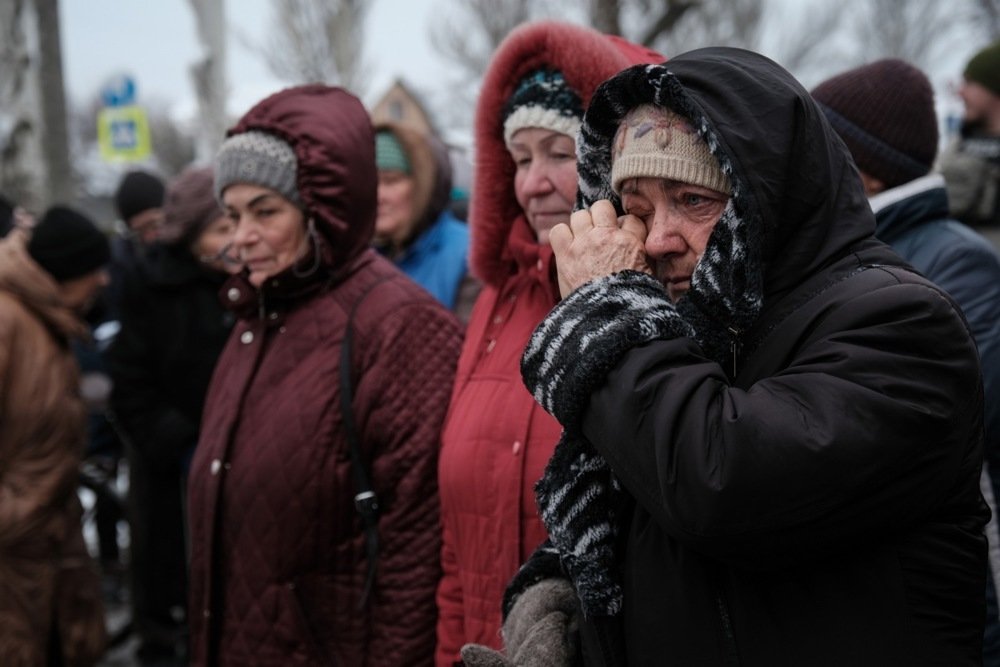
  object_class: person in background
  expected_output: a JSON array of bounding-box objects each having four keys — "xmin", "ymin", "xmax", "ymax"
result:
[
  {"xmin": 812, "ymin": 57, "xmax": 1000, "ymax": 666},
  {"xmin": 107, "ymin": 165, "xmax": 237, "ymax": 666},
  {"xmin": 373, "ymin": 121, "xmax": 478, "ymax": 321},
  {"xmin": 938, "ymin": 39, "xmax": 1000, "ymax": 229},
  {"xmin": 0, "ymin": 206, "xmax": 110, "ymax": 666},
  {"xmin": 187, "ymin": 84, "xmax": 462, "ymax": 666},
  {"xmin": 107, "ymin": 170, "xmax": 165, "ymax": 319},
  {"xmin": 470, "ymin": 48, "xmax": 985, "ymax": 665},
  {"xmin": 434, "ymin": 20, "xmax": 662, "ymax": 666}
]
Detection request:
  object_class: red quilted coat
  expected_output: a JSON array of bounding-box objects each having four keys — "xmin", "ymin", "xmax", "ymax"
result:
[
  {"xmin": 187, "ymin": 86, "xmax": 462, "ymax": 667},
  {"xmin": 434, "ymin": 22, "xmax": 663, "ymax": 666}
]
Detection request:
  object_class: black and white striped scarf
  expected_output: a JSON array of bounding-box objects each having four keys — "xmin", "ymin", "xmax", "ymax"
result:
[{"xmin": 520, "ymin": 271, "xmax": 694, "ymax": 617}]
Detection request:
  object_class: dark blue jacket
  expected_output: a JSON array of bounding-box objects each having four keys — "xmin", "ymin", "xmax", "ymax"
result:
[{"xmin": 872, "ymin": 174, "xmax": 1000, "ymax": 500}]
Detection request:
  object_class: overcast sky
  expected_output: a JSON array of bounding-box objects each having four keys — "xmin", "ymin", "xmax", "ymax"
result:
[
  {"xmin": 59, "ymin": 0, "xmax": 982, "ymax": 142},
  {"xmin": 60, "ymin": 0, "xmax": 448, "ymax": 119}
]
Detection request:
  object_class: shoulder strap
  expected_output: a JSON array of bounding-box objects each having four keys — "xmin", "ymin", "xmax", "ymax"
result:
[{"xmin": 339, "ymin": 277, "xmax": 393, "ymax": 609}]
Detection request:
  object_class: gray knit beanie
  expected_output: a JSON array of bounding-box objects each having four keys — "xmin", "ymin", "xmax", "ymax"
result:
[{"xmin": 214, "ymin": 130, "xmax": 302, "ymax": 205}]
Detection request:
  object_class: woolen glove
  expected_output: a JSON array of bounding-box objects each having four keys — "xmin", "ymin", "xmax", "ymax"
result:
[{"xmin": 460, "ymin": 578, "xmax": 581, "ymax": 667}]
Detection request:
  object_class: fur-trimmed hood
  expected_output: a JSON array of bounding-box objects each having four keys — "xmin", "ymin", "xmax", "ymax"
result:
[
  {"xmin": 470, "ymin": 20, "xmax": 662, "ymax": 286},
  {"xmin": 577, "ymin": 49, "xmax": 876, "ymax": 363}
]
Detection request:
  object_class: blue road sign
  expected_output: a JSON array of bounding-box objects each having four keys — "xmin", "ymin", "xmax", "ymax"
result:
[{"xmin": 101, "ymin": 74, "xmax": 136, "ymax": 108}]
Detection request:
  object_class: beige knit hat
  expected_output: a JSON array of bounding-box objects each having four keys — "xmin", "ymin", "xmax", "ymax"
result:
[{"xmin": 611, "ymin": 104, "xmax": 730, "ymax": 196}]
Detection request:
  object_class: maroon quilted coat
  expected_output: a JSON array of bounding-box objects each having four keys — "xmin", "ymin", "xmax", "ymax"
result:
[
  {"xmin": 187, "ymin": 86, "xmax": 463, "ymax": 667},
  {"xmin": 434, "ymin": 22, "xmax": 663, "ymax": 665}
]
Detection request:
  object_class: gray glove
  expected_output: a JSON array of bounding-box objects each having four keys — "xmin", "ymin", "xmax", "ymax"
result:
[{"xmin": 460, "ymin": 578, "xmax": 580, "ymax": 667}]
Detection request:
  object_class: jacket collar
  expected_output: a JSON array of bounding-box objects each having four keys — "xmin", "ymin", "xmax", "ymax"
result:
[{"xmin": 869, "ymin": 174, "xmax": 949, "ymax": 243}]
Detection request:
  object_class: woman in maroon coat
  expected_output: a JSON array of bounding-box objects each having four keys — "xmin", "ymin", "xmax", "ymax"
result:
[
  {"xmin": 187, "ymin": 85, "xmax": 462, "ymax": 666},
  {"xmin": 434, "ymin": 21, "xmax": 662, "ymax": 666}
]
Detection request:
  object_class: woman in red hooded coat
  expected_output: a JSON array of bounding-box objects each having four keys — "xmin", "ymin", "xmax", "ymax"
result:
[
  {"xmin": 187, "ymin": 85, "xmax": 462, "ymax": 667},
  {"xmin": 434, "ymin": 21, "xmax": 662, "ymax": 666}
]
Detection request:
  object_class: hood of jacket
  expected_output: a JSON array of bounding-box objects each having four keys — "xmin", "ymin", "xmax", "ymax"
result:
[
  {"xmin": 373, "ymin": 121, "xmax": 452, "ymax": 253},
  {"xmin": 0, "ymin": 230, "xmax": 87, "ymax": 341},
  {"xmin": 470, "ymin": 20, "xmax": 663, "ymax": 286},
  {"xmin": 577, "ymin": 48, "xmax": 877, "ymax": 362},
  {"xmin": 227, "ymin": 85, "xmax": 377, "ymax": 274}
]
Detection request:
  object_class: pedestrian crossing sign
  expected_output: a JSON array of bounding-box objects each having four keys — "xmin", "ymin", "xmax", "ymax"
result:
[{"xmin": 97, "ymin": 105, "xmax": 152, "ymax": 161}]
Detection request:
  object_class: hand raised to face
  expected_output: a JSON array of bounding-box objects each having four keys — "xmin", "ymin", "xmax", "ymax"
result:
[{"xmin": 549, "ymin": 199, "xmax": 652, "ymax": 298}]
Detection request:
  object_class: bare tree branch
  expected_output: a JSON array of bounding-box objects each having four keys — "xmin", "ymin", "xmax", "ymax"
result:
[
  {"xmin": 851, "ymin": 0, "xmax": 965, "ymax": 70},
  {"xmin": 250, "ymin": 0, "xmax": 371, "ymax": 96},
  {"xmin": 187, "ymin": 0, "xmax": 228, "ymax": 162},
  {"xmin": 590, "ymin": 0, "xmax": 622, "ymax": 35},
  {"xmin": 649, "ymin": 0, "xmax": 765, "ymax": 55},
  {"xmin": 636, "ymin": 1, "xmax": 699, "ymax": 47},
  {"xmin": 429, "ymin": 0, "xmax": 533, "ymax": 84},
  {"xmin": 972, "ymin": 0, "xmax": 1000, "ymax": 39}
]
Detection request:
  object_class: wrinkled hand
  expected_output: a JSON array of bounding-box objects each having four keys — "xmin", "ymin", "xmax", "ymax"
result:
[
  {"xmin": 550, "ymin": 199, "xmax": 650, "ymax": 298},
  {"xmin": 460, "ymin": 578, "xmax": 580, "ymax": 667}
]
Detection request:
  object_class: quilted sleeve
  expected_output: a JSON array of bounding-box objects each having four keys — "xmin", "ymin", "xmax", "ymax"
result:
[{"xmin": 354, "ymin": 297, "xmax": 463, "ymax": 666}]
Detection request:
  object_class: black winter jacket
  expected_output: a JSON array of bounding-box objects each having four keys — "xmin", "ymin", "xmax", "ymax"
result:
[
  {"xmin": 521, "ymin": 49, "xmax": 989, "ymax": 666},
  {"xmin": 108, "ymin": 242, "xmax": 233, "ymax": 468}
]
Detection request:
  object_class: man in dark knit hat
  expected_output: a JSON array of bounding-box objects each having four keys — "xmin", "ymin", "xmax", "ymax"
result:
[
  {"xmin": 0, "ymin": 205, "xmax": 110, "ymax": 665},
  {"xmin": 813, "ymin": 58, "xmax": 1000, "ymax": 664},
  {"xmin": 938, "ymin": 40, "xmax": 1000, "ymax": 231},
  {"xmin": 114, "ymin": 170, "xmax": 166, "ymax": 245},
  {"xmin": 107, "ymin": 170, "xmax": 166, "ymax": 320}
]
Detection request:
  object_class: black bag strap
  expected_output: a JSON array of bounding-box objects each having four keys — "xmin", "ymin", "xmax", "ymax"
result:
[{"xmin": 339, "ymin": 278, "xmax": 393, "ymax": 609}]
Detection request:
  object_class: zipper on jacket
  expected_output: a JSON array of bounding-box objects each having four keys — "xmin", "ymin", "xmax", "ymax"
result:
[
  {"xmin": 727, "ymin": 326, "xmax": 743, "ymax": 378},
  {"xmin": 715, "ymin": 584, "xmax": 741, "ymax": 666}
]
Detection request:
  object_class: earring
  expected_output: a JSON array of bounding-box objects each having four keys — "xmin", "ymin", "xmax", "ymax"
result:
[{"xmin": 292, "ymin": 217, "xmax": 322, "ymax": 278}]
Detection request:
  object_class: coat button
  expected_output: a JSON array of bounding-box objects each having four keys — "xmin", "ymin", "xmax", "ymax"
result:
[
  {"xmin": 227, "ymin": 287, "xmax": 241, "ymax": 302},
  {"xmin": 512, "ymin": 440, "xmax": 522, "ymax": 455},
  {"xmin": 240, "ymin": 331, "xmax": 254, "ymax": 344},
  {"xmin": 210, "ymin": 459, "xmax": 222, "ymax": 475},
  {"xmin": 536, "ymin": 259, "xmax": 544, "ymax": 271},
  {"xmin": 203, "ymin": 608, "xmax": 211, "ymax": 619}
]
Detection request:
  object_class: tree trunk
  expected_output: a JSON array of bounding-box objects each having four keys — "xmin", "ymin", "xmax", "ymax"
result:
[
  {"xmin": 188, "ymin": 0, "xmax": 228, "ymax": 163},
  {"xmin": 590, "ymin": 0, "xmax": 622, "ymax": 36},
  {"xmin": 33, "ymin": 0, "xmax": 73, "ymax": 208}
]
